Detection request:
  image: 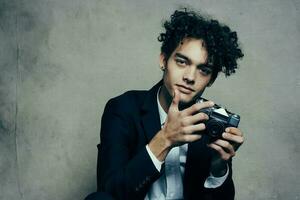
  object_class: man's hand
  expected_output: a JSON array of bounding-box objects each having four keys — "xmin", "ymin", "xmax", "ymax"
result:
[
  {"xmin": 162, "ymin": 89, "xmax": 214, "ymax": 147},
  {"xmin": 148, "ymin": 89, "xmax": 214, "ymax": 161},
  {"xmin": 208, "ymin": 127, "xmax": 244, "ymax": 177}
]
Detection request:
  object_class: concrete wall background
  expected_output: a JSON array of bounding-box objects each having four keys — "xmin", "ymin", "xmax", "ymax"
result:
[{"xmin": 0, "ymin": 0, "xmax": 299, "ymax": 199}]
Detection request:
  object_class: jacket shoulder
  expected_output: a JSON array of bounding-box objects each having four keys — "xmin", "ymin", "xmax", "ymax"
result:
[{"xmin": 104, "ymin": 90, "xmax": 148, "ymax": 114}]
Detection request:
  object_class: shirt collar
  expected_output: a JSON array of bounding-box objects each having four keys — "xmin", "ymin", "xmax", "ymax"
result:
[{"xmin": 157, "ymin": 87, "xmax": 167, "ymax": 126}]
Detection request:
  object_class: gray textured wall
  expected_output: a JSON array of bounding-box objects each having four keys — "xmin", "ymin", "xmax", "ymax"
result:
[{"xmin": 0, "ymin": 0, "xmax": 299, "ymax": 199}]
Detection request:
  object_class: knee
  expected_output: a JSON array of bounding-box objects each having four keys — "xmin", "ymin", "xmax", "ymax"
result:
[{"xmin": 84, "ymin": 192, "xmax": 115, "ymax": 200}]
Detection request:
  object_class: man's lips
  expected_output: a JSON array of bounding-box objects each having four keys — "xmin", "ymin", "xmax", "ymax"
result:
[{"xmin": 176, "ymin": 84, "xmax": 195, "ymax": 94}]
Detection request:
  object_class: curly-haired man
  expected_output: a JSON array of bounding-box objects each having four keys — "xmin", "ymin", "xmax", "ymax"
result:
[{"xmin": 86, "ymin": 8, "xmax": 244, "ymax": 200}]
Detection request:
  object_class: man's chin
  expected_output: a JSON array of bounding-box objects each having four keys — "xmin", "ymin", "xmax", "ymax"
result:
[
  {"xmin": 178, "ymin": 98, "xmax": 196, "ymax": 111},
  {"xmin": 178, "ymin": 95, "xmax": 202, "ymax": 110}
]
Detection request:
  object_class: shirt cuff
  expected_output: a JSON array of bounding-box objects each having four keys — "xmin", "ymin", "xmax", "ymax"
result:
[
  {"xmin": 204, "ymin": 164, "xmax": 229, "ymax": 188},
  {"xmin": 146, "ymin": 145, "xmax": 164, "ymax": 172}
]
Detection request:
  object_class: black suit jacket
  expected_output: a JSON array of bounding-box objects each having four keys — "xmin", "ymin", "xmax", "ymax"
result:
[{"xmin": 97, "ymin": 80, "xmax": 235, "ymax": 200}]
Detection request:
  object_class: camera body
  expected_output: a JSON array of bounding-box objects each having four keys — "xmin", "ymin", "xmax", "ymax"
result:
[{"xmin": 195, "ymin": 98, "xmax": 240, "ymax": 142}]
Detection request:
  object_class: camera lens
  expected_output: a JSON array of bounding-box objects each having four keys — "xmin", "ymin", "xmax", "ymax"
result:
[{"xmin": 206, "ymin": 119, "xmax": 225, "ymax": 139}]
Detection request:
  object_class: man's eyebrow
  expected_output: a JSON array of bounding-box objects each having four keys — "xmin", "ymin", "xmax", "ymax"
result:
[{"xmin": 197, "ymin": 63, "xmax": 209, "ymax": 68}]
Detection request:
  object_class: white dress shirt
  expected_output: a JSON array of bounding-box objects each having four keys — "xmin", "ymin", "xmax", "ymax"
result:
[{"xmin": 144, "ymin": 87, "xmax": 228, "ymax": 200}]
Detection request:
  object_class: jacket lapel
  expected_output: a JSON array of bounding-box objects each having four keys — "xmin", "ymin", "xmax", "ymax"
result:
[{"xmin": 141, "ymin": 80, "xmax": 163, "ymax": 142}]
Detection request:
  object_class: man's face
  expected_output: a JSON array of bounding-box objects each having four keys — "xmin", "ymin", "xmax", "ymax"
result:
[{"xmin": 160, "ymin": 38, "xmax": 213, "ymax": 104}]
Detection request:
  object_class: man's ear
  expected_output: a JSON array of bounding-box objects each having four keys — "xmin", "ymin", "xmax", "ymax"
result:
[{"xmin": 159, "ymin": 53, "xmax": 167, "ymax": 70}]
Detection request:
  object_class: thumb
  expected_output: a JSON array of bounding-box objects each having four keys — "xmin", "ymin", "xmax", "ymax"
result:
[{"xmin": 170, "ymin": 89, "xmax": 180, "ymax": 111}]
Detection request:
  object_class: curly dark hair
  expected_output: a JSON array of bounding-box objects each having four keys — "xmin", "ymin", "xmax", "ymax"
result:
[{"xmin": 158, "ymin": 8, "xmax": 244, "ymax": 84}]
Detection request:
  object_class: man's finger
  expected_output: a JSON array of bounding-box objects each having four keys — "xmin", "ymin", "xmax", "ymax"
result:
[
  {"xmin": 182, "ymin": 112, "xmax": 208, "ymax": 126},
  {"xmin": 213, "ymin": 139, "xmax": 235, "ymax": 156},
  {"xmin": 208, "ymin": 143, "xmax": 232, "ymax": 161},
  {"xmin": 181, "ymin": 134, "xmax": 202, "ymax": 143},
  {"xmin": 169, "ymin": 89, "xmax": 180, "ymax": 112},
  {"xmin": 225, "ymin": 127, "xmax": 243, "ymax": 136},
  {"xmin": 182, "ymin": 123, "xmax": 206, "ymax": 134},
  {"xmin": 222, "ymin": 132, "xmax": 244, "ymax": 144},
  {"xmin": 182, "ymin": 101, "xmax": 214, "ymax": 116}
]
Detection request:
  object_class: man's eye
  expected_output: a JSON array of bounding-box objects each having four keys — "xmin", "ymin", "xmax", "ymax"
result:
[
  {"xmin": 199, "ymin": 67, "xmax": 213, "ymax": 75},
  {"xmin": 175, "ymin": 59, "xmax": 187, "ymax": 66}
]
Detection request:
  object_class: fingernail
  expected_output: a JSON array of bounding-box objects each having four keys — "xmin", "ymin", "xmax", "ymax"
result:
[
  {"xmin": 222, "ymin": 132, "xmax": 227, "ymax": 137},
  {"xmin": 209, "ymin": 101, "xmax": 214, "ymax": 106},
  {"xmin": 225, "ymin": 128, "xmax": 230, "ymax": 132}
]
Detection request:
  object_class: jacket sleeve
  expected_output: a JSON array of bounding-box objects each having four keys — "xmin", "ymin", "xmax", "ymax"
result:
[
  {"xmin": 199, "ymin": 158, "xmax": 234, "ymax": 200},
  {"xmin": 97, "ymin": 98, "xmax": 160, "ymax": 200},
  {"xmin": 184, "ymin": 140, "xmax": 235, "ymax": 200}
]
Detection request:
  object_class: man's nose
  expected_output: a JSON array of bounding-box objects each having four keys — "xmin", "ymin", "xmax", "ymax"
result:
[{"xmin": 183, "ymin": 66, "xmax": 196, "ymax": 84}]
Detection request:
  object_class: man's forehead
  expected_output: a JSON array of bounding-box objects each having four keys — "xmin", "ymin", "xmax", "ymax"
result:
[{"xmin": 172, "ymin": 38, "xmax": 208, "ymax": 63}]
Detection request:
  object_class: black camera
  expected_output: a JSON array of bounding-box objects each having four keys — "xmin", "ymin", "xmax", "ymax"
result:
[{"xmin": 196, "ymin": 98, "xmax": 240, "ymax": 142}]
